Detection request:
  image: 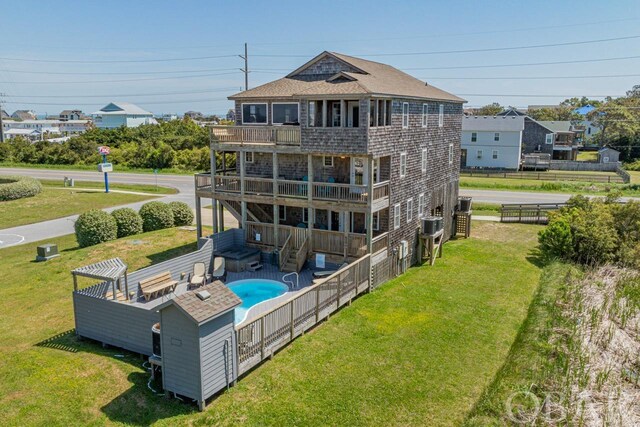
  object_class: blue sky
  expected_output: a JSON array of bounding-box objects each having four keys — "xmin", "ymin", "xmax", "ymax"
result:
[{"xmin": 0, "ymin": 0, "xmax": 639, "ymax": 116}]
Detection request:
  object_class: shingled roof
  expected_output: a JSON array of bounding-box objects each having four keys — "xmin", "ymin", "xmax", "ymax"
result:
[
  {"xmin": 230, "ymin": 51, "xmax": 464, "ymax": 103},
  {"xmin": 170, "ymin": 281, "xmax": 241, "ymax": 325}
]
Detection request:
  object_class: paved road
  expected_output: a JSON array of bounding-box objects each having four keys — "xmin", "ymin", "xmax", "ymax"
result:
[
  {"xmin": 0, "ymin": 168, "xmax": 194, "ymax": 248},
  {"xmin": 459, "ymin": 189, "xmax": 571, "ymax": 204}
]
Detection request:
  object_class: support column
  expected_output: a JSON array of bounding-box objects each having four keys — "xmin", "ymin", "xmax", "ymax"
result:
[
  {"xmin": 307, "ymin": 154, "xmax": 314, "ymax": 247},
  {"xmin": 212, "ymin": 199, "xmax": 218, "ymax": 234},
  {"xmin": 195, "ymin": 195, "xmax": 202, "ymax": 238},
  {"xmin": 322, "ymin": 100, "xmax": 327, "ymax": 128},
  {"xmin": 366, "ymin": 156, "xmax": 374, "ymax": 254},
  {"xmin": 218, "ymin": 201, "xmax": 224, "ymax": 231},
  {"xmin": 210, "ymin": 147, "xmax": 217, "ymax": 235},
  {"xmin": 340, "ymin": 100, "xmax": 346, "ymax": 127},
  {"xmin": 273, "ymin": 152, "xmax": 279, "ymax": 247},
  {"xmin": 343, "ymin": 212, "xmax": 349, "ymax": 261},
  {"xmin": 240, "ymin": 150, "xmax": 247, "ymax": 230}
]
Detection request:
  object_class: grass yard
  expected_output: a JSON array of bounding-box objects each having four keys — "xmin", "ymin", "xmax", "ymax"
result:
[
  {"xmin": 576, "ymin": 151, "xmax": 598, "ymax": 162},
  {"xmin": 471, "ymin": 202, "xmax": 502, "ymax": 217},
  {"xmin": 0, "ymin": 181, "xmax": 174, "ymax": 229},
  {"xmin": 0, "ymin": 161, "xmax": 197, "ymax": 175},
  {"xmin": 40, "ymin": 179, "xmax": 178, "ymax": 195},
  {"xmin": 0, "ymin": 221, "xmax": 543, "ymax": 426}
]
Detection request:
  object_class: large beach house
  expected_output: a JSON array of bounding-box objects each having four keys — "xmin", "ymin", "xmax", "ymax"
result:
[{"xmin": 194, "ymin": 51, "xmax": 465, "ymax": 270}]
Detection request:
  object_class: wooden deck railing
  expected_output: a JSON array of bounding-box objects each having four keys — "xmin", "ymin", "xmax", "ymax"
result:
[
  {"xmin": 500, "ymin": 203, "xmax": 566, "ymax": 224},
  {"xmin": 214, "ymin": 175, "xmax": 241, "ymax": 193},
  {"xmin": 278, "ymin": 180, "xmax": 308, "ymax": 198},
  {"xmin": 373, "ymin": 181, "xmax": 390, "ymax": 200},
  {"xmin": 372, "ymin": 232, "xmax": 389, "ymax": 254},
  {"xmin": 244, "ymin": 177, "xmax": 274, "ymax": 195},
  {"xmin": 195, "ymin": 173, "xmax": 211, "ymax": 191},
  {"xmin": 211, "ymin": 125, "xmax": 301, "ymax": 146},
  {"xmin": 235, "ymin": 254, "xmax": 371, "ymax": 374},
  {"xmin": 312, "ymin": 182, "xmax": 368, "ymax": 203},
  {"xmin": 312, "ymin": 229, "xmax": 367, "ymax": 258}
]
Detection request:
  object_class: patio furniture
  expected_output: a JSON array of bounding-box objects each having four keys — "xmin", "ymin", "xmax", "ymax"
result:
[
  {"xmin": 139, "ymin": 271, "xmax": 178, "ymax": 301},
  {"xmin": 189, "ymin": 262, "xmax": 210, "ymax": 289},
  {"xmin": 211, "ymin": 257, "xmax": 227, "ymax": 281},
  {"xmin": 313, "ymin": 262, "xmax": 349, "ymax": 279}
]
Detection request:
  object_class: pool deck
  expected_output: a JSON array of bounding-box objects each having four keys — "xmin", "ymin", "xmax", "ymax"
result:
[{"xmin": 228, "ymin": 262, "xmax": 340, "ymax": 327}]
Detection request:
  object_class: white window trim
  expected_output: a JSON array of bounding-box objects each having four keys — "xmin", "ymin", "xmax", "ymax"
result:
[
  {"xmin": 418, "ymin": 193, "xmax": 425, "ymax": 218},
  {"xmin": 302, "ymin": 207, "xmax": 308, "ymax": 223},
  {"xmin": 394, "ymin": 203, "xmax": 401, "ymax": 230},
  {"xmin": 545, "ymin": 133, "xmax": 554, "ymax": 144},
  {"xmin": 241, "ymin": 102, "xmax": 268, "ymax": 125},
  {"xmin": 494, "ymin": 132, "xmax": 500, "ymax": 141},
  {"xmin": 402, "ymin": 102, "xmax": 409, "ymax": 129},
  {"xmin": 471, "ymin": 132, "xmax": 477, "ymax": 142},
  {"xmin": 271, "ymin": 102, "xmax": 300, "ymax": 125},
  {"xmin": 245, "ymin": 151, "xmax": 254, "ymax": 163},
  {"xmin": 492, "ymin": 150, "xmax": 499, "ymax": 159},
  {"xmin": 477, "ymin": 149, "xmax": 483, "ymax": 159},
  {"xmin": 400, "ymin": 152, "xmax": 407, "ymax": 178},
  {"xmin": 438, "ymin": 104, "xmax": 444, "ymax": 127},
  {"xmin": 373, "ymin": 212, "xmax": 380, "ymax": 231},
  {"xmin": 407, "ymin": 198, "xmax": 413, "ymax": 222},
  {"xmin": 279, "ymin": 205, "xmax": 287, "ymax": 221},
  {"xmin": 422, "ymin": 104, "xmax": 428, "ymax": 128},
  {"xmin": 421, "ymin": 148, "xmax": 428, "ymax": 173},
  {"xmin": 323, "ymin": 155, "xmax": 334, "ymax": 167},
  {"xmin": 449, "ymin": 144, "xmax": 454, "ymax": 164}
]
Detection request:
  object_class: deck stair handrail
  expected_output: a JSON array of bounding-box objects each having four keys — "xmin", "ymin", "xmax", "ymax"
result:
[
  {"xmin": 282, "ymin": 272, "xmax": 299, "ymax": 290},
  {"xmin": 279, "ymin": 234, "xmax": 293, "ymax": 271},
  {"xmin": 235, "ymin": 254, "xmax": 371, "ymax": 375}
]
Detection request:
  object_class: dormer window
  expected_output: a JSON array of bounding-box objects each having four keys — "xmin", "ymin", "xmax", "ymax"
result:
[{"xmin": 242, "ymin": 103, "xmax": 267, "ymax": 124}]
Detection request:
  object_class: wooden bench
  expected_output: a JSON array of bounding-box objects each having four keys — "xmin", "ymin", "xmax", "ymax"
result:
[{"xmin": 139, "ymin": 271, "xmax": 178, "ymax": 301}]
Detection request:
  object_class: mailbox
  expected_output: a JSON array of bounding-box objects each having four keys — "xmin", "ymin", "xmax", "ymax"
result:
[{"xmin": 98, "ymin": 163, "xmax": 113, "ymax": 173}]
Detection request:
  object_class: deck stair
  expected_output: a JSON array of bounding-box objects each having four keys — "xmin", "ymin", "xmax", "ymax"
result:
[
  {"xmin": 279, "ymin": 233, "xmax": 309, "ymax": 273},
  {"xmin": 219, "ymin": 200, "xmax": 259, "ymax": 222}
]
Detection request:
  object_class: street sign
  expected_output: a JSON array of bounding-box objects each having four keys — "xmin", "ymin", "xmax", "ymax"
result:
[
  {"xmin": 98, "ymin": 163, "xmax": 113, "ymax": 173},
  {"xmin": 98, "ymin": 146, "xmax": 110, "ymax": 155}
]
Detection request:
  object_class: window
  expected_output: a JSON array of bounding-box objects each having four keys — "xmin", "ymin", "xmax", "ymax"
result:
[
  {"xmin": 279, "ymin": 205, "xmax": 286, "ymax": 221},
  {"xmin": 418, "ymin": 193, "xmax": 425, "ymax": 218},
  {"xmin": 471, "ymin": 132, "xmax": 477, "ymax": 142},
  {"xmin": 242, "ymin": 103, "xmax": 267, "ymax": 124},
  {"xmin": 477, "ymin": 150, "xmax": 483, "ymax": 159},
  {"xmin": 438, "ymin": 104, "xmax": 444, "ymax": 127},
  {"xmin": 494, "ymin": 132, "xmax": 500, "ymax": 141},
  {"xmin": 385, "ymin": 100, "xmax": 392, "ymax": 125},
  {"xmin": 272, "ymin": 103, "xmax": 299, "ymax": 124},
  {"xmin": 492, "ymin": 150, "xmax": 499, "ymax": 159},
  {"xmin": 302, "ymin": 208, "xmax": 308, "ymax": 223},
  {"xmin": 449, "ymin": 144, "xmax": 454, "ymax": 164},
  {"xmin": 244, "ymin": 152, "xmax": 254, "ymax": 163},
  {"xmin": 422, "ymin": 104, "xmax": 428, "ymax": 127},
  {"xmin": 400, "ymin": 152, "xmax": 407, "ymax": 178},
  {"xmin": 402, "ymin": 102, "xmax": 409, "ymax": 128},
  {"xmin": 323, "ymin": 155, "xmax": 334, "ymax": 167},
  {"xmin": 373, "ymin": 212, "xmax": 380, "ymax": 231},
  {"xmin": 545, "ymin": 133, "xmax": 554, "ymax": 144},
  {"xmin": 421, "ymin": 148, "xmax": 428, "ymax": 173},
  {"xmin": 407, "ymin": 198, "xmax": 413, "ymax": 222},
  {"xmin": 308, "ymin": 101, "xmax": 316, "ymax": 127},
  {"xmin": 394, "ymin": 204, "xmax": 401, "ymax": 229}
]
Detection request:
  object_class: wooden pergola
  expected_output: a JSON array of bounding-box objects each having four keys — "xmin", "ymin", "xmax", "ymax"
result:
[{"xmin": 72, "ymin": 258, "xmax": 129, "ymax": 301}]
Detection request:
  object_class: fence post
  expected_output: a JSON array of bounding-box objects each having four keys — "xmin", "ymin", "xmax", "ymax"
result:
[
  {"xmin": 260, "ymin": 317, "xmax": 265, "ymax": 360},
  {"xmin": 337, "ymin": 274, "xmax": 342, "ymax": 307},
  {"xmin": 315, "ymin": 286, "xmax": 320, "ymax": 323},
  {"xmin": 290, "ymin": 301, "xmax": 294, "ymax": 340}
]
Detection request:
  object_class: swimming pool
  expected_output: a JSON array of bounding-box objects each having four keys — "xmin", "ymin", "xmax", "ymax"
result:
[{"xmin": 226, "ymin": 279, "xmax": 289, "ymax": 324}]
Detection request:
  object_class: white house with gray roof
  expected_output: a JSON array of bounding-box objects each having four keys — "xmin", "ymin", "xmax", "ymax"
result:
[
  {"xmin": 92, "ymin": 102, "xmax": 158, "ymax": 129},
  {"xmin": 461, "ymin": 116, "xmax": 524, "ymax": 170}
]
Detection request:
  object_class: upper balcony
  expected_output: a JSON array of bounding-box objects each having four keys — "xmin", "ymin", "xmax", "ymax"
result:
[{"xmin": 211, "ymin": 125, "xmax": 300, "ymax": 147}]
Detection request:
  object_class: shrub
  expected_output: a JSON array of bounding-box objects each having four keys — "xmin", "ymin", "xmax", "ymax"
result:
[
  {"xmin": 139, "ymin": 201, "xmax": 174, "ymax": 232},
  {"xmin": 0, "ymin": 175, "xmax": 42, "ymax": 201},
  {"xmin": 111, "ymin": 208, "xmax": 143, "ymax": 238},
  {"xmin": 538, "ymin": 215, "xmax": 574, "ymax": 261},
  {"xmin": 169, "ymin": 201, "xmax": 194, "ymax": 226},
  {"xmin": 75, "ymin": 209, "xmax": 118, "ymax": 248}
]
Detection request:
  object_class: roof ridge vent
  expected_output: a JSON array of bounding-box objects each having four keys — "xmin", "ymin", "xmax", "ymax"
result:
[{"xmin": 196, "ymin": 290, "xmax": 211, "ymax": 301}]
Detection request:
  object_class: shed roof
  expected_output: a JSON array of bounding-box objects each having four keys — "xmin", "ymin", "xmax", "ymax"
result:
[
  {"xmin": 170, "ymin": 281, "xmax": 241, "ymax": 325},
  {"xmin": 463, "ymin": 116, "xmax": 524, "ymax": 132},
  {"xmin": 598, "ymin": 146, "xmax": 620, "ymax": 154},
  {"xmin": 229, "ymin": 51, "xmax": 465, "ymax": 103},
  {"xmin": 72, "ymin": 257, "xmax": 127, "ymax": 282}
]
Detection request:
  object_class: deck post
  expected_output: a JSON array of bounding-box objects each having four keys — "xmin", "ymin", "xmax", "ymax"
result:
[
  {"xmin": 273, "ymin": 152, "xmax": 279, "ymax": 248},
  {"xmin": 315, "ymin": 286, "xmax": 320, "ymax": 323},
  {"xmin": 219, "ymin": 201, "xmax": 224, "ymax": 231},
  {"xmin": 290, "ymin": 301, "xmax": 294, "ymax": 340},
  {"xmin": 307, "ymin": 154, "xmax": 314, "ymax": 247},
  {"xmin": 260, "ymin": 316, "xmax": 265, "ymax": 360},
  {"xmin": 72, "ymin": 274, "xmax": 78, "ymax": 292},
  {"xmin": 240, "ymin": 149, "xmax": 247, "ymax": 230},
  {"xmin": 366, "ymin": 157, "xmax": 374, "ymax": 254},
  {"xmin": 337, "ymin": 274, "xmax": 341, "ymax": 307},
  {"xmin": 124, "ymin": 271, "xmax": 129, "ymax": 300},
  {"xmin": 195, "ymin": 195, "xmax": 202, "ymax": 238},
  {"xmin": 322, "ymin": 100, "xmax": 327, "ymax": 128},
  {"xmin": 212, "ymin": 199, "xmax": 218, "ymax": 234}
]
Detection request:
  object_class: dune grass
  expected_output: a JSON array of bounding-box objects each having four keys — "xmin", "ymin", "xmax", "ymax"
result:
[{"xmin": 0, "ymin": 221, "xmax": 544, "ymax": 426}]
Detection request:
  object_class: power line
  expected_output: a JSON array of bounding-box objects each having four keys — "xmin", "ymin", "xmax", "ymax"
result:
[
  {"xmin": 1, "ymin": 98, "xmax": 230, "ymax": 107},
  {"xmin": 0, "ymin": 71, "xmax": 240, "ymax": 84},
  {"xmin": 403, "ymin": 55, "xmax": 640, "ymax": 70},
  {"xmin": 458, "ymin": 93, "xmax": 624, "ymax": 98},
  {"xmin": 252, "ymin": 35, "xmax": 640, "ymax": 58},
  {"xmin": 0, "ymin": 67, "xmax": 239, "ymax": 75},
  {"xmin": 421, "ymin": 73, "xmax": 640, "ymax": 80},
  {"xmin": 4, "ymin": 87, "xmax": 238, "ymax": 99},
  {"xmin": 0, "ymin": 54, "xmax": 238, "ymax": 64}
]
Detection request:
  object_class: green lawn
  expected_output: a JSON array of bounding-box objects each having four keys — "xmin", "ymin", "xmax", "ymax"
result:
[
  {"xmin": 471, "ymin": 202, "xmax": 501, "ymax": 216},
  {"xmin": 40, "ymin": 179, "xmax": 178, "ymax": 195},
  {"xmin": 0, "ymin": 222, "xmax": 544, "ymax": 425},
  {"xmin": 0, "ymin": 161, "xmax": 197, "ymax": 175},
  {"xmin": 576, "ymin": 151, "xmax": 598, "ymax": 162},
  {"xmin": 0, "ymin": 181, "xmax": 175, "ymax": 229}
]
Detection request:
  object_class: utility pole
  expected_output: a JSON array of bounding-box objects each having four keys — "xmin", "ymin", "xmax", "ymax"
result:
[
  {"xmin": 239, "ymin": 43, "xmax": 249, "ymax": 91},
  {"xmin": 0, "ymin": 93, "xmax": 5, "ymax": 143}
]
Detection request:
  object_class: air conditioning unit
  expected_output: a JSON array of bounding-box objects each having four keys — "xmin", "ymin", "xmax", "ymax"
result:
[{"xmin": 421, "ymin": 217, "xmax": 443, "ymax": 235}]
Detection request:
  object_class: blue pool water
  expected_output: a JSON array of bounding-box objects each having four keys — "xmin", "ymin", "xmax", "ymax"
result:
[{"xmin": 227, "ymin": 279, "xmax": 289, "ymax": 324}]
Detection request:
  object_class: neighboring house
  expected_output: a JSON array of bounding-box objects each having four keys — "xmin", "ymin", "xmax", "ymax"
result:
[
  {"xmin": 11, "ymin": 110, "xmax": 36, "ymax": 121},
  {"xmin": 1, "ymin": 109, "xmax": 9, "ymax": 119},
  {"xmin": 521, "ymin": 118, "xmax": 578, "ymax": 161},
  {"xmin": 3, "ymin": 128, "xmax": 43, "ymax": 141},
  {"xmin": 161, "ymin": 113, "xmax": 178, "ymax": 121},
  {"xmin": 2, "ymin": 119, "xmax": 91, "ymax": 139},
  {"xmin": 497, "ymin": 107, "xmax": 526, "ymax": 117},
  {"xmin": 59, "ymin": 109, "xmax": 84, "ymax": 121},
  {"xmin": 461, "ymin": 116, "xmax": 524, "ymax": 170},
  {"xmin": 598, "ymin": 147, "xmax": 620, "ymax": 163},
  {"xmin": 226, "ymin": 109, "xmax": 235, "ymax": 121},
  {"xmin": 184, "ymin": 111, "xmax": 204, "ymax": 120},
  {"xmin": 92, "ymin": 102, "xmax": 157, "ymax": 129},
  {"xmin": 194, "ymin": 51, "xmax": 465, "ymax": 268}
]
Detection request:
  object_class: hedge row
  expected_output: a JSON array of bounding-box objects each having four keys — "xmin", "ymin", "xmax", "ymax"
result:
[
  {"xmin": 75, "ymin": 201, "xmax": 194, "ymax": 247},
  {"xmin": 0, "ymin": 175, "xmax": 43, "ymax": 201}
]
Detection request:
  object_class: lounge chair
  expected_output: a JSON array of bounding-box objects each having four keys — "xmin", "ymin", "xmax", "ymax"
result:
[
  {"xmin": 211, "ymin": 257, "xmax": 227, "ymax": 282},
  {"xmin": 313, "ymin": 262, "xmax": 349, "ymax": 279},
  {"xmin": 189, "ymin": 262, "xmax": 210, "ymax": 289}
]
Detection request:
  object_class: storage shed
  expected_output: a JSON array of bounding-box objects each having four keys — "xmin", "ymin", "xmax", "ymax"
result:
[
  {"xmin": 598, "ymin": 146, "xmax": 620, "ymax": 163},
  {"xmin": 158, "ymin": 281, "xmax": 241, "ymax": 411}
]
